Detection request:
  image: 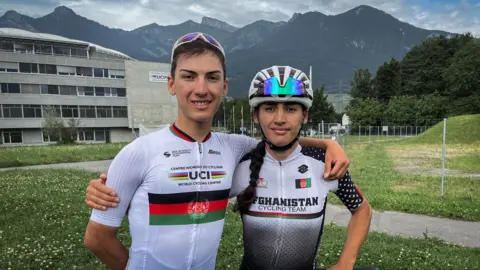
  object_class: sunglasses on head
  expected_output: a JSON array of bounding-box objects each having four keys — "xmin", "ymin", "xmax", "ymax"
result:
[
  {"xmin": 171, "ymin": 32, "xmax": 226, "ymax": 62},
  {"xmin": 250, "ymin": 77, "xmax": 312, "ymax": 99}
]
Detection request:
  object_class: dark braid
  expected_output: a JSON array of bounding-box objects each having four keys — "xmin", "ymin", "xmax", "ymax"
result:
[{"xmin": 234, "ymin": 140, "xmax": 266, "ymax": 215}]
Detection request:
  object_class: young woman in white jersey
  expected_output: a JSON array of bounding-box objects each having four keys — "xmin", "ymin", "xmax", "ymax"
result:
[
  {"xmin": 230, "ymin": 65, "xmax": 375, "ymax": 270},
  {"xmin": 83, "ymin": 32, "xmax": 354, "ymax": 270}
]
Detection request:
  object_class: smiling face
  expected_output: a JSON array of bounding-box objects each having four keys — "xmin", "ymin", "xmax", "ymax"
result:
[
  {"xmin": 254, "ymin": 102, "xmax": 308, "ymax": 147},
  {"xmin": 168, "ymin": 50, "xmax": 228, "ymax": 125}
]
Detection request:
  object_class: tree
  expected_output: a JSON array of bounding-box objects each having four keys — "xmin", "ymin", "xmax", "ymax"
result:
[
  {"xmin": 41, "ymin": 105, "xmax": 81, "ymax": 144},
  {"xmin": 443, "ymin": 39, "xmax": 480, "ymax": 115},
  {"xmin": 349, "ymin": 68, "xmax": 374, "ymax": 100},
  {"xmin": 373, "ymin": 58, "xmax": 401, "ymax": 104},
  {"xmin": 382, "ymin": 96, "xmax": 420, "ymax": 126},
  {"xmin": 346, "ymin": 98, "xmax": 384, "ymax": 126},
  {"xmin": 415, "ymin": 93, "xmax": 447, "ymax": 125},
  {"xmin": 382, "ymin": 94, "xmax": 446, "ymax": 126},
  {"xmin": 400, "ymin": 34, "xmax": 474, "ymax": 97},
  {"xmin": 345, "ymin": 33, "xmax": 477, "ymax": 125},
  {"xmin": 308, "ymin": 85, "xmax": 337, "ymax": 124}
]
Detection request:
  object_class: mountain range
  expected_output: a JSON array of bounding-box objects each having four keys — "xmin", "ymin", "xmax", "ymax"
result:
[{"xmin": 0, "ymin": 5, "xmax": 455, "ymax": 97}]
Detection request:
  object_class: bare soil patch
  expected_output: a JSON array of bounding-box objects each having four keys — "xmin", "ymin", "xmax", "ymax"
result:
[{"xmin": 386, "ymin": 145, "xmax": 480, "ymax": 178}]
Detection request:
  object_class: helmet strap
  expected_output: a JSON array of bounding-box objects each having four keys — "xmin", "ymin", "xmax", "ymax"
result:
[{"xmin": 259, "ymin": 125, "xmax": 302, "ymax": 152}]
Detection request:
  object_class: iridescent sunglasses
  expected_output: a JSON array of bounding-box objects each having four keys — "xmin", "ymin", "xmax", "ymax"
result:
[
  {"xmin": 250, "ymin": 77, "xmax": 313, "ymax": 100},
  {"xmin": 171, "ymin": 32, "xmax": 226, "ymax": 62}
]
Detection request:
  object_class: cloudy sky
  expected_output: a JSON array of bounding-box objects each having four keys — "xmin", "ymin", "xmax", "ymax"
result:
[{"xmin": 0, "ymin": 0, "xmax": 479, "ymax": 36}]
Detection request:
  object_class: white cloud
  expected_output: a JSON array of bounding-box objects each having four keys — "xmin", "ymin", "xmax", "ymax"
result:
[
  {"xmin": 1, "ymin": 0, "xmax": 479, "ymax": 36},
  {"xmin": 450, "ymin": 10, "xmax": 459, "ymax": 19}
]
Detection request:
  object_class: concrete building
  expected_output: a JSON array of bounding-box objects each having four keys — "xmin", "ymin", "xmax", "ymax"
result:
[{"xmin": 0, "ymin": 28, "xmax": 177, "ymax": 146}]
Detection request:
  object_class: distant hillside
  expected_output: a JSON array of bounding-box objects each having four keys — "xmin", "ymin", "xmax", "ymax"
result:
[{"xmin": 0, "ymin": 5, "xmax": 456, "ymax": 97}]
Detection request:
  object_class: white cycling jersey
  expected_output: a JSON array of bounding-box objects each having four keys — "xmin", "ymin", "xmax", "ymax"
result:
[
  {"xmin": 230, "ymin": 145, "xmax": 365, "ymax": 270},
  {"xmin": 90, "ymin": 123, "xmax": 257, "ymax": 270}
]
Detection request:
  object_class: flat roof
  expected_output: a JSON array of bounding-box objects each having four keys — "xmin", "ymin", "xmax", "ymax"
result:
[{"xmin": 0, "ymin": 28, "xmax": 134, "ymax": 60}]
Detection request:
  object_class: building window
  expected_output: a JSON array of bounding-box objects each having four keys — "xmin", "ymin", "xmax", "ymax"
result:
[
  {"xmin": 1, "ymin": 83, "xmax": 21, "ymax": 94},
  {"xmin": 95, "ymin": 129, "xmax": 106, "ymax": 141},
  {"xmin": 93, "ymin": 68, "xmax": 109, "ymax": 78},
  {"xmin": 78, "ymin": 129, "xmax": 95, "ymax": 141},
  {"xmin": 34, "ymin": 45, "xmax": 52, "ymax": 55},
  {"xmin": 2, "ymin": 104, "xmax": 23, "ymax": 118},
  {"xmin": 116, "ymin": 88, "xmax": 126, "ymax": 97},
  {"xmin": 109, "ymin": 69, "xmax": 125, "ymax": 79},
  {"xmin": 95, "ymin": 87, "xmax": 105, "ymax": 96},
  {"xmin": 76, "ymin": 67, "xmax": 92, "ymax": 77},
  {"xmin": 41, "ymin": 85, "xmax": 59, "ymax": 95},
  {"xmin": 23, "ymin": 105, "xmax": 42, "ymax": 118},
  {"xmin": 43, "ymin": 132, "xmax": 59, "ymax": 142},
  {"xmin": 61, "ymin": 105, "xmax": 79, "ymax": 118},
  {"xmin": 79, "ymin": 106, "xmax": 96, "ymax": 118},
  {"xmin": 21, "ymin": 84, "xmax": 40, "ymax": 94},
  {"xmin": 19, "ymin": 62, "xmax": 38, "ymax": 73},
  {"xmin": 113, "ymin": 106, "xmax": 128, "ymax": 118},
  {"xmin": 14, "ymin": 43, "xmax": 34, "ymax": 54},
  {"xmin": 59, "ymin": 85, "xmax": 77, "ymax": 96},
  {"xmin": 43, "ymin": 105, "xmax": 61, "ymax": 117},
  {"xmin": 0, "ymin": 61, "xmax": 19, "ymax": 72},
  {"xmin": 53, "ymin": 46, "xmax": 70, "ymax": 56},
  {"xmin": 3, "ymin": 130, "xmax": 22, "ymax": 144},
  {"xmin": 94, "ymin": 68, "xmax": 103, "ymax": 77},
  {"xmin": 57, "ymin": 65, "xmax": 76, "ymax": 76},
  {"xmin": 96, "ymin": 106, "xmax": 112, "ymax": 118},
  {"xmin": 71, "ymin": 48, "xmax": 88, "ymax": 58},
  {"xmin": 104, "ymin": 87, "xmax": 115, "ymax": 97},
  {"xmin": 39, "ymin": 64, "xmax": 57, "ymax": 74},
  {"xmin": 0, "ymin": 42, "xmax": 14, "ymax": 52},
  {"xmin": 78, "ymin": 86, "xmax": 95, "ymax": 96}
]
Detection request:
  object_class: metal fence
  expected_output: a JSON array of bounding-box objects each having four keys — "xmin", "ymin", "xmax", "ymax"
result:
[
  {"xmin": 217, "ymin": 117, "xmax": 479, "ymax": 196},
  {"xmin": 218, "ymin": 121, "xmax": 435, "ymax": 142}
]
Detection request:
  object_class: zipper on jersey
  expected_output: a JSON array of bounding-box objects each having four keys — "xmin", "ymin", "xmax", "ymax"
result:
[
  {"xmin": 188, "ymin": 141, "xmax": 203, "ymax": 269},
  {"xmin": 271, "ymin": 161, "xmax": 283, "ymax": 269},
  {"xmin": 197, "ymin": 142, "xmax": 202, "ymax": 154}
]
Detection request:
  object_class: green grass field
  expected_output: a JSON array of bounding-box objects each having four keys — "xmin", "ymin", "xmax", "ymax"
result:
[
  {"xmin": 0, "ymin": 168, "xmax": 479, "ymax": 270},
  {"xmin": 405, "ymin": 114, "xmax": 480, "ymax": 145},
  {"xmin": 327, "ymin": 115, "xmax": 480, "ymax": 221},
  {"xmin": 330, "ymin": 143, "xmax": 480, "ymax": 221},
  {"xmin": 1, "ymin": 114, "xmax": 478, "ymax": 221},
  {"xmin": 0, "ymin": 143, "xmax": 127, "ymax": 168}
]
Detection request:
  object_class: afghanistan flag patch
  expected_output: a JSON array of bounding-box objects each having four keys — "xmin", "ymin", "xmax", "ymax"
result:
[{"xmin": 295, "ymin": 178, "xmax": 312, "ymax": 189}]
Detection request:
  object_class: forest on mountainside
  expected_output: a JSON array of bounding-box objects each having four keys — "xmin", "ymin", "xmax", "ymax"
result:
[{"xmin": 346, "ymin": 33, "xmax": 479, "ymax": 126}]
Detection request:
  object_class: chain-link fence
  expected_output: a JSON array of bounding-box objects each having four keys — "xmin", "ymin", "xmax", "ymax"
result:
[
  {"xmin": 217, "ymin": 120, "xmax": 437, "ymax": 144},
  {"xmin": 216, "ymin": 116, "xmax": 479, "ymax": 190},
  {"xmin": 303, "ymin": 122, "xmax": 435, "ymax": 147}
]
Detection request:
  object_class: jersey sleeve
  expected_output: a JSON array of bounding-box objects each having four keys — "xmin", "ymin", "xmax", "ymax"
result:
[
  {"xmin": 330, "ymin": 171, "xmax": 365, "ymax": 212},
  {"xmin": 218, "ymin": 133, "xmax": 259, "ymax": 164},
  {"xmin": 229, "ymin": 158, "xmax": 251, "ymax": 198},
  {"xmin": 90, "ymin": 140, "xmax": 147, "ymax": 227}
]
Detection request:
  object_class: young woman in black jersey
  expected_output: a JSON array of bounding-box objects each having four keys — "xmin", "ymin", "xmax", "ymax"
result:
[{"xmin": 232, "ymin": 65, "xmax": 375, "ymax": 270}]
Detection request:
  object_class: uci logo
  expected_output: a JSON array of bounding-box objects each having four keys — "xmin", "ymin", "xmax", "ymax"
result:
[{"xmin": 189, "ymin": 171, "xmax": 212, "ymax": 180}]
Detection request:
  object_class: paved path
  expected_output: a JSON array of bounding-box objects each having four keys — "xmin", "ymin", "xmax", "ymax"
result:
[
  {"xmin": 0, "ymin": 160, "xmax": 112, "ymax": 173},
  {"xmin": 2, "ymin": 160, "xmax": 480, "ymax": 248},
  {"xmin": 324, "ymin": 204, "xmax": 480, "ymax": 248}
]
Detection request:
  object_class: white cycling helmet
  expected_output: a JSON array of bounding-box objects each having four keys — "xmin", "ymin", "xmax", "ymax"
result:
[{"xmin": 248, "ymin": 65, "xmax": 313, "ymax": 110}]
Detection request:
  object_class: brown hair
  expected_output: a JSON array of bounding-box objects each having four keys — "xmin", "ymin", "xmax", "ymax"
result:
[
  {"xmin": 170, "ymin": 39, "xmax": 226, "ymax": 80},
  {"xmin": 233, "ymin": 140, "xmax": 266, "ymax": 215}
]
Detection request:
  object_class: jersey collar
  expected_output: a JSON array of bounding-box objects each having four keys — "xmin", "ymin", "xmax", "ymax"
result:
[
  {"xmin": 169, "ymin": 122, "xmax": 212, "ymax": 142},
  {"xmin": 264, "ymin": 144, "xmax": 302, "ymax": 164}
]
